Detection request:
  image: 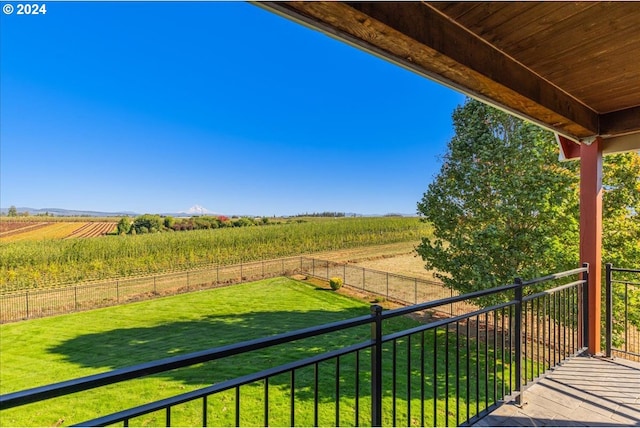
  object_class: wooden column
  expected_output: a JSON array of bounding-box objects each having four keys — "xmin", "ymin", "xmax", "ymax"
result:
[{"xmin": 580, "ymin": 137, "xmax": 603, "ymax": 355}]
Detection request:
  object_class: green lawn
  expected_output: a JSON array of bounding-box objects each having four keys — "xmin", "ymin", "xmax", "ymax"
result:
[{"xmin": 0, "ymin": 277, "xmax": 511, "ymax": 426}]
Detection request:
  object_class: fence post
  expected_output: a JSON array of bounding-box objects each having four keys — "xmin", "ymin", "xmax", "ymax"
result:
[
  {"xmin": 75, "ymin": 286, "xmax": 78, "ymax": 311},
  {"xmin": 514, "ymin": 277, "xmax": 523, "ymax": 406},
  {"xmin": 262, "ymin": 259, "xmax": 265, "ymax": 278},
  {"xmin": 582, "ymin": 263, "xmax": 590, "ymax": 351},
  {"xmin": 605, "ymin": 263, "xmax": 613, "ymax": 357},
  {"xmin": 343, "ymin": 263, "xmax": 346, "ymax": 283},
  {"xmin": 312, "ymin": 259, "xmax": 315, "ymax": 277},
  {"xmin": 153, "ymin": 276, "xmax": 157, "ymax": 294},
  {"xmin": 370, "ymin": 305, "xmax": 383, "ymax": 427},
  {"xmin": 25, "ymin": 291, "xmax": 29, "ymax": 319},
  {"xmin": 240, "ymin": 261, "xmax": 243, "ymax": 281},
  {"xmin": 362, "ymin": 268, "xmax": 366, "ymax": 291},
  {"xmin": 117, "ymin": 281, "xmax": 119, "ymax": 303},
  {"xmin": 386, "ymin": 273, "xmax": 389, "ymax": 298},
  {"xmin": 187, "ymin": 271, "xmax": 190, "ymax": 289}
]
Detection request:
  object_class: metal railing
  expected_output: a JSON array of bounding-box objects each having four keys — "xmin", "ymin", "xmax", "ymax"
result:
[
  {"xmin": 0, "ymin": 265, "xmax": 588, "ymax": 427},
  {"xmin": 605, "ymin": 263, "xmax": 640, "ymax": 361}
]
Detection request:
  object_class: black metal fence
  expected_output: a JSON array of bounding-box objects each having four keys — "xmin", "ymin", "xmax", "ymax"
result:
[
  {"xmin": 605, "ymin": 264, "xmax": 640, "ymax": 361},
  {"xmin": 0, "ymin": 257, "xmax": 453, "ymax": 323},
  {"xmin": 0, "ymin": 265, "xmax": 588, "ymax": 427}
]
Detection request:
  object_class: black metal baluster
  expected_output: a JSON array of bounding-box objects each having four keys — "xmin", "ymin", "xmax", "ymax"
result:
[
  {"xmin": 493, "ymin": 310, "xmax": 497, "ymax": 403},
  {"xmin": 456, "ymin": 321, "xmax": 460, "ymax": 427},
  {"xmin": 625, "ymin": 283, "xmax": 629, "ymax": 353},
  {"xmin": 421, "ymin": 331, "xmax": 425, "ymax": 427},
  {"xmin": 202, "ymin": 396, "xmax": 207, "ymax": 427},
  {"xmin": 433, "ymin": 327, "xmax": 438, "ymax": 428},
  {"xmin": 236, "ymin": 387, "xmax": 240, "ymax": 427},
  {"xmin": 393, "ymin": 340, "xmax": 397, "ymax": 426},
  {"xmin": 314, "ymin": 363, "xmax": 319, "ymax": 427},
  {"xmin": 355, "ymin": 350, "xmax": 360, "ymax": 427},
  {"xmin": 445, "ymin": 325, "xmax": 450, "ymax": 427},
  {"xmin": 407, "ymin": 335, "xmax": 412, "ymax": 427},
  {"xmin": 536, "ymin": 298, "xmax": 540, "ymax": 379},
  {"xmin": 524, "ymin": 301, "xmax": 528, "ymax": 384},
  {"xmin": 466, "ymin": 320, "xmax": 470, "ymax": 423},
  {"xmin": 476, "ymin": 315, "xmax": 480, "ymax": 416},
  {"xmin": 501, "ymin": 308, "xmax": 505, "ymax": 399},
  {"xmin": 335, "ymin": 357, "xmax": 340, "ymax": 428},
  {"xmin": 291, "ymin": 370, "xmax": 295, "ymax": 427},
  {"xmin": 484, "ymin": 312, "xmax": 489, "ymax": 411},
  {"xmin": 264, "ymin": 377, "xmax": 269, "ymax": 428}
]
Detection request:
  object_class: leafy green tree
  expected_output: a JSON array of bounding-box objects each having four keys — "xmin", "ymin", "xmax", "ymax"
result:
[
  {"xmin": 417, "ymin": 99, "xmax": 639, "ymax": 307},
  {"xmin": 163, "ymin": 216, "xmax": 176, "ymax": 230},
  {"xmin": 116, "ymin": 217, "xmax": 131, "ymax": 235},
  {"xmin": 131, "ymin": 214, "xmax": 163, "ymax": 234},
  {"xmin": 417, "ymin": 99, "xmax": 580, "ymax": 300},
  {"xmin": 7, "ymin": 206, "xmax": 18, "ymax": 217}
]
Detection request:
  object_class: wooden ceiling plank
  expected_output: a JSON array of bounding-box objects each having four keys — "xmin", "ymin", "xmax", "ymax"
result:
[{"xmin": 342, "ymin": 1, "xmax": 597, "ymax": 136}]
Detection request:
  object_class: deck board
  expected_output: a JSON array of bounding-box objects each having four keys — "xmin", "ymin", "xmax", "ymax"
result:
[{"xmin": 473, "ymin": 356, "xmax": 640, "ymax": 427}]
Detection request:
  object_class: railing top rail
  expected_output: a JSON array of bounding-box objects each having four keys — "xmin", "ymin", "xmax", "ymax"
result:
[
  {"xmin": 523, "ymin": 279, "xmax": 585, "ymax": 302},
  {"xmin": 520, "ymin": 266, "xmax": 587, "ymax": 286},
  {"xmin": 381, "ymin": 266, "xmax": 586, "ymax": 319},
  {"xmin": 609, "ymin": 266, "xmax": 640, "ymax": 274},
  {"xmin": 383, "ymin": 299, "xmax": 516, "ymax": 343}
]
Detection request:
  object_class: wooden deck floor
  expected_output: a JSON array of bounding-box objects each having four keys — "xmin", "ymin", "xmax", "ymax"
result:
[{"xmin": 473, "ymin": 355, "xmax": 640, "ymax": 427}]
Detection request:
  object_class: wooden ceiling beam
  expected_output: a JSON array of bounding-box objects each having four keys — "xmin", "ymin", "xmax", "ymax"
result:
[
  {"xmin": 600, "ymin": 106, "xmax": 640, "ymax": 138},
  {"xmin": 257, "ymin": 1, "xmax": 599, "ymax": 140}
]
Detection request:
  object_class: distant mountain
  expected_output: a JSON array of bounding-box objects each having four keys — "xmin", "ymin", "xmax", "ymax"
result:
[
  {"xmin": 0, "ymin": 207, "xmax": 138, "ymax": 217},
  {"xmin": 181, "ymin": 205, "xmax": 217, "ymax": 215}
]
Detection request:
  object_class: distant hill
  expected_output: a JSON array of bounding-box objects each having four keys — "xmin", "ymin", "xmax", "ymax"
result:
[{"xmin": 0, "ymin": 207, "xmax": 138, "ymax": 217}]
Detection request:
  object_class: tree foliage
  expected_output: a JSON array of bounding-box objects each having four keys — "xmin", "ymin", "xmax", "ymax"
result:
[{"xmin": 417, "ymin": 99, "xmax": 639, "ymax": 302}]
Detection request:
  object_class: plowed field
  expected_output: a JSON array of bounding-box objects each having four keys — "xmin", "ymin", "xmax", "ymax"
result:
[
  {"xmin": 0, "ymin": 222, "xmax": 51, "ymax": 237},
  {"xmin": 0, "ymin": 221, "xmax": 116, "ymax": 242},
  {"xmin": 64, "ymin": 222, "xmax": 116, "ymax": 238}
]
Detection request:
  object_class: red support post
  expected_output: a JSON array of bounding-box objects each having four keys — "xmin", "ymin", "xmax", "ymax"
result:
[{"xmin": 580, "ymin": 137, "xmax": 603, "ymax": 355}]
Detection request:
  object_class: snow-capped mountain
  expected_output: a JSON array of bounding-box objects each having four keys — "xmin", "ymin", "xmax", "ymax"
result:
[{"xmin": 182, "ymin": 205, "xmax": 215, "ymax": 215}]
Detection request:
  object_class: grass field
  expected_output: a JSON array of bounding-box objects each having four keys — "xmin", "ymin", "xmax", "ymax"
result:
[{"xmin": 0, "ymin": 277, "xmax": 508, "ymax": 427}]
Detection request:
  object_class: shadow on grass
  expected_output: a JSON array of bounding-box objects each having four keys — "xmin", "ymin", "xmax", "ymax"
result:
[
  {"xmin": 47, "ymin": 307, "xmax": 509, "ymax": 421},
  {"xmin": 47, "ymin": 308, "xmax": 375, "ymax": 391}
]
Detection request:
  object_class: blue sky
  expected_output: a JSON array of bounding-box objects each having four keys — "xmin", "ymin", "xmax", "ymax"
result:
[{"xmin": 0, "ymin": 2, "xmax": 466, "ymax": 216}]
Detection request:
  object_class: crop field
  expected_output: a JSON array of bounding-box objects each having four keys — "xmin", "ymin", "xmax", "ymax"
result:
[
  {"xmin": 0, "ymin": 277, "xmax": 507, "ymax": 427},
  {"xmin": 0, "ymin": 222, "xmax": 116, "ymax": 243},
  {"xmin": 0, "ymin": 221, "xmax": 51, "ymax": 237},
  {"xmin": 63, "ymin": 222, "xmax": 116, "ymax": 238},
  {"xmin": 0, "ymin": 217, "xmax": 432, "ymax": 292}
]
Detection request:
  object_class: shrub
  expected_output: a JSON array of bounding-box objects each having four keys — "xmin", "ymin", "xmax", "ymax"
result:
[{"xmin": 329, "ymin": 277, "xmax": 343, "ymax": 291}]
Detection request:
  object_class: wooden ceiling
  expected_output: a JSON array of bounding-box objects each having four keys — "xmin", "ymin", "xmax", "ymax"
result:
[{"xmin": 257, "ymin": 2, "xmax": 640, "ymax": 154}]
